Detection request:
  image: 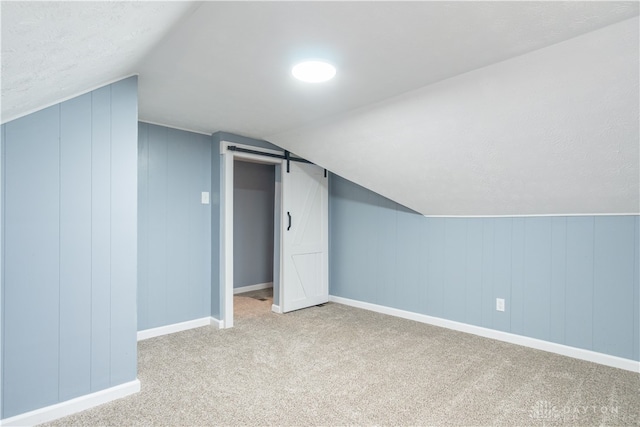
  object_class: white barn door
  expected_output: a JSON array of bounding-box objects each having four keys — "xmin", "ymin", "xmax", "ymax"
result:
[{"xmin": 281, "ymin": 162, "xmax": 328, "ymax": 313}]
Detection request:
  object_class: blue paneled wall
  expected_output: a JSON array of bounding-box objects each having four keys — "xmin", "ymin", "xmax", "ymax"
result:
[
  {"xmin": 138, "ymin": 123, "xmax": 212, "ymax": 330},
  {"xmin": 1, "ymin": 77, "xmax": 138, "ymax": 418},
  {"xmin": 330, "ymin": 174, "xmax": 640, "ymax": 362}
]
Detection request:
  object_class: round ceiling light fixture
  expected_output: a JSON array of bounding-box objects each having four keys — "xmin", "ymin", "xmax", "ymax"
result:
[{"xmin": 291, "ymin": 60, "xmax": 336, "ymax": 83}]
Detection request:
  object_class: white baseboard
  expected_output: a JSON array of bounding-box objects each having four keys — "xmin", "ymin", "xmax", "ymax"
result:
[
  {"xmin": 138, "ymin": 317, "xmax": 217, "ymax": 341},
  {"xmin": 234, "ymin": 282, "xmax": 273, "ymax": 294},
  {"xmin": 0, "ymin": 379, "xmax": 140, "ymax": 426},
  {"xmin": 271, "ymin": 304, "xmax": 282, "ymax": 314},
  {"xmin": 210, "ymin": 317, "xmax": 224, "ymax": 329},
  {"xmin": 329, "ymin": 295, "xmax": 640, "ymax": 373}
]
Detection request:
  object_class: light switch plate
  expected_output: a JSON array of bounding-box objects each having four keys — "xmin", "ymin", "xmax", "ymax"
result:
[
  {"xmin": 496, "ymin": 298, "xmax": 505, "ymax": 312},
  {"xmin": 201, "ymin": 192, "xmax": 210, "ymax": 204}
]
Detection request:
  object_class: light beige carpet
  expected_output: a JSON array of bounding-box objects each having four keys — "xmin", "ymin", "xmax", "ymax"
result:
[{"xmin": 44, "ymin": 291, "xmax": 639, "ymax": 426}]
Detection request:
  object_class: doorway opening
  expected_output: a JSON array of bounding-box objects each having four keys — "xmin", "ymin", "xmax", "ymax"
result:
[
  {"xmin": 232, "ymin": 159, "xmax": 276, "ymax": 320},
  {"xmin": 221, "ymin": 142, "xmax": 283, "ymax": 328},
  {"xmin": 220, "ymin": 141, "xmax": 328, "ymax": 329}
]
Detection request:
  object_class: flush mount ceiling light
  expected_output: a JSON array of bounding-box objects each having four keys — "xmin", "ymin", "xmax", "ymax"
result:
[{"xmin": 291, "ymin": 60, "xmax": 336, "ymax": 83}]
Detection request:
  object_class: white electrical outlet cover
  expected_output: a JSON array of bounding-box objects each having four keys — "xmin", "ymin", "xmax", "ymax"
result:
[{"xmin": 201, "ymin": 191, "xmax": 210, "ymax": 204}]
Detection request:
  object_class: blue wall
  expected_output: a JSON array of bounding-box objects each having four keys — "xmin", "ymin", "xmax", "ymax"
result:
[
  {"xmin": 1, "ymin": 77, "xmax": 139, "ymax": 418},
  {"xmin": 234, "ymin": 161, "xmax": 275, "ymax": 288},
  {"xmin": 330, "ymin": 174, "xmax": 640, "ymax": 362},
  {"xmin": 138, "ymin": 123, "xmax": 212, "ymax": 330}
]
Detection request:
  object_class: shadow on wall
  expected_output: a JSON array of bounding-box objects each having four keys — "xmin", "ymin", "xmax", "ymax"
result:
[{"xmin": 330, "ymin": 173, "xmax": 420, "ymax": 215}]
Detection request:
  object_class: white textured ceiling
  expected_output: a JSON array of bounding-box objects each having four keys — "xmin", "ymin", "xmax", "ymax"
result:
[
  {"xmin": 2, "ymin": 1, "xmax": 639, "ymax": 215},
  {"xmin": 136, "ymin": 1, "xmax": 639, "ymax": 137},
  {"xmin": 270, "ymin": 17, "xmax": 639, "ymax": 216},
  {"xmin": 1, "ymin": 1, "xmax": 198, "ymax": 122}
]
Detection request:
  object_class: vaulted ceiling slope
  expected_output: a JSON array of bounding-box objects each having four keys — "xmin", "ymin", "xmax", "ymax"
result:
[
  {"xmin": 2, "ymin": 2, "xmax": 639, "ymax": 215},
  {"xmin": 1, "ymin": 1, "xmax": 200, "ymax": 123},
  {"xmin": 270, "ymin": 16, "xmax": 640, "ymax": 216}
]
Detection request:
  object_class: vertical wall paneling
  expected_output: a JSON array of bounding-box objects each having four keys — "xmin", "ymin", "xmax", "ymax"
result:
[
  {"xmin": 90, "ymin": 85, "xmax": 112, "ymax": 392},
  {"xmin": 509, "ymin": 218, "xmax": 525, "ymax": 335},
  {"xmin": 593, "ymin": 216, "xmax": 635, "ymax": 359},
  {"xmin": 3, "ymin": 106, "xmax": 61, "ymax": 417},
  {"xmin": 480, "ymin": 218, "xmax": 494, "ymax": 328},
  {"xmin": 395, "ymin": 206, "xmax": 424, "ymax": 314},
  {"xmin": 426, "ymin": 218, "xmax": 445, "ymax": 317},
  {"xmin": 1, "ymin": 78, "xmax": 138, "ymax": 419},
  {"xmin": 492, "ymin": 218, "xmax": 511, "ymax": 332},
  {"xmin": 329, "ymin": 175, "xmax": 369, "ymax": 301},
  {"xmin": 107, "ymin": 77, "xmax": 138, "ymax": 385},
  {"xmin": 348, "ymin": 176, "xmax": 368, "ymax": 301},
  {"xmin": 138, "ymin": 123, "xmax": 211, "ymax": 331},
  {"xmin": 565, "ymin": 217, "xmax": 594, "ymax": 351},
  {"xmin": 419, "ymin": 215, "xmax": 430, "ymax": 315},
  {"xmin": 374, "ymin": 197, "xmax": 397, "ymax": 308},
  {"xmin": 328, "ymin": 175, "xmax": 344, "ymax": 298},
  {"xmin": 346, "ymin": 178, "xmax": 364, "ymax": 302},
  {"xmin": 145, "ymin": 125, "xmax": 168, "ymax": 327},
  {"xmin": 549, "ymin": 217, "xmax": 567, "ymax": 344},
  {"xmin": 328, "ymin": 176, "xmax": 639, "ymax": 362},
  {"xmin": 634, "ymin": 216, "xmax": 639, "ymax": 361},
  {"xmin": 360, "ymin": 190, "xmax": 381, "ymax": 302},
  {"xmin": 464, "ymin": 219, "xmax": 483, "ymax": 327},
  {"xmin": 195, "ymin": 134, "xmax": 212, "ymax": 318},
  {"xmin": 137, "ymin": 123, "xmax": 149, "ymax": 337},
  {"xmin": 59, "ymin": 93, "xmax": 92, "ymax": 401},
  {"xmin": 444, "ymin": 218, "xmax": 467, "ymax": 322},
  {"xmin": 166, "ymin": 129, "xmax": 192, "ymax": 321},
  {"xmin": 522, "ymin": 218, "xmax": 552, "ymax": 341}
]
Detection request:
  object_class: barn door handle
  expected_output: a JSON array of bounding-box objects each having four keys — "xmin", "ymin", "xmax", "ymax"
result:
[{"xmin": 287, "ymin": 212, "xmax": 292, "ymax": 230}]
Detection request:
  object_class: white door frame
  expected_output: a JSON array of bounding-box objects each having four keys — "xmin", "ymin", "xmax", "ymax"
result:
[{"xmin": 220, "ymin": 141, "xmax": 283, "ymax": 328}]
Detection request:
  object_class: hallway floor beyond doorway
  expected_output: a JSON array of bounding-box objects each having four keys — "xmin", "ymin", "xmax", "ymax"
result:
[{"xmin": 234, "ymin": 287, "xmax": 274, "ymax": 319}]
